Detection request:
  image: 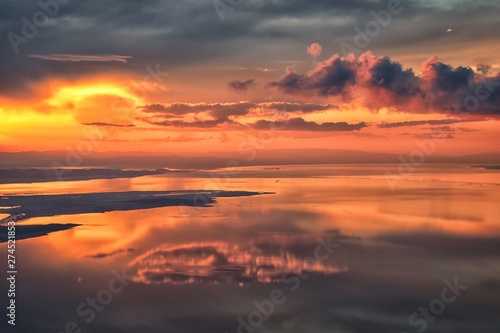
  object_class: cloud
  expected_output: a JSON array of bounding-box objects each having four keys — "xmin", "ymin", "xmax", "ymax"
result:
[
  {"xmin": 140, "ymin": 102, "xmax": 365, "ymax": 131},
  {"xmin": 82, "ymin": 122, "xmax": 136, "ymax": 127},
  {"xmin": 146, "ymin": 119, "xmax": 236, "ymax": 129},
  {"xmin": 139, "ymin": 102, "xmax": 342, "ymax": 131},
  {"xmin": 1, "ymin": 0, "xmax": 499, "ymax": 100},
  {"xmin": 456, "ymin": 127, "xmax": 480, "ymax": 133},
  {"xmin": 253, "ymin": 117, "xmax": 367, "ymax": 132},
  {"xmin": 103, "ymin": 135, "xmax": 215, "ymax": 143},
  {"xmin": 29, "ymin": 54, "xmax": 132, "ymax": 63},
  {"xmin": 269, "ymin": 56, "xmax": 357, "ymax": 97},
  {"xmin": 421, "ymin": 57, "xmax": 500, "ymax": 114},
  {"xmin": 140, "ymin": 102, "xmax": 348, "ymax": 130},
  {"xmin": 144, "ymin": 101, "xmax": 335, "ymax": 114},
  {"xmin": 377, "ymin": 119, "xmax": 472, "ymax": 128},
  {"xmin": 361, "ymin": 53, "xmax": 422, "ymax": 105},
  {"xmin": 270, "ymin": 52, "xmax": 500, "ymax": 115},
  {"xmin": 307, "ymin": 42, "xmax": 322, "ymax": 57},
  {"xmin": 262, "ymin": 102, "xmax": 337, "ymax": 113},
  {"xmin": 140, "ymin": 102, "xmax": 257, "ymax": 117},
  {"xmin": 140, "ymin": 102, "xmax": 256, "ymax": 128},
  {"xmin": 129, "ymin": 241, "xmax": 344, "ymax": 285},
  {"xmin": 476, "ymin": 64, "xmax": 492, "ymax": 76},
  {"xmin": 228, "ymin": 79, "xmax": 256, "ymax": 91},
  {"xmin": 423, "ymin": 57, "xmax": 474, "ymax": 92}
]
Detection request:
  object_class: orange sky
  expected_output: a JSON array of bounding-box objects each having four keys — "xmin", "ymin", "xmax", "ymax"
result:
[
  {"xmin": 0, "ymin": 65, "xmax": 498, "ymax": 156},
  {"xmin": 1, "ymin": 0, "xmax": 500, "ymax": 156}
]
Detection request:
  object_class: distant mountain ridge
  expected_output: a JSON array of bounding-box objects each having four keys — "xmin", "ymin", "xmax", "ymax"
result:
[{"xmin": 0, "ymin": 150, "xmax": 499, "ymax": 169}]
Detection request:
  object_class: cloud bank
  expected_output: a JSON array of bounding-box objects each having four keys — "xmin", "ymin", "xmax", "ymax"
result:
[
  {"xmin": 140, "ymin": 102, "xmax": 364, "ymax": 131},
  {"xmin": 270, "ymin": 52, "xmax": 500, "ymax": 115}
]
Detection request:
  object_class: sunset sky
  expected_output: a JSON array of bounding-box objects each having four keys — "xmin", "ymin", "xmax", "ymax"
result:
[{"xmin": 1, "ymin": 0, "xmax": 499, "ymax": 155}]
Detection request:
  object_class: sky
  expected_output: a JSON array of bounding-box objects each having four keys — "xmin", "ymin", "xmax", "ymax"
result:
[{"xmin": 0, "ymin": 0, "xmax": 499, "ymax": 155}]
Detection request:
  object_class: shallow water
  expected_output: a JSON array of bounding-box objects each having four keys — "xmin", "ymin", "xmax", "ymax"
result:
[{"xmin": 1, "ymin": 164, "xmax": 500, "ymax": 332}]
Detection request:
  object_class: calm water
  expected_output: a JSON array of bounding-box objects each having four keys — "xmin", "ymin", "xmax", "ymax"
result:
[{"xmin": 1, "ymin": 165, "xmax": 500, "ymax": 333}]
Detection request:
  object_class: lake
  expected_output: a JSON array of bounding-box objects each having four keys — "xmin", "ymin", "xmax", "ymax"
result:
[{"xmin": 1, "ymin": 164, "xmax": 499, "ymax": 333}]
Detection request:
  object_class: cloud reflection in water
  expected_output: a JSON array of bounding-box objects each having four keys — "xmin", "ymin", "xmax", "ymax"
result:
[{"xmin": 129, "ymin": 238, "xmax": 346, "ymax": 285}]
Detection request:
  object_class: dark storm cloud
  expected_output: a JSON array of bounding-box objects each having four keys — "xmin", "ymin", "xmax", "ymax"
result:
[
  {"xmin": 269, "ymin": 52, "xmax": 420, "ymax": 102},
  {"xmin": 365, "ymin": 55, "xmax": 421, "ymax": 102},
  {"xmin": 1, "ymin": 0, "xmax": 498, "ymax": 99},
  {"xmin": 269, "ymin": 52, "xmax": 421, "ymax": 99},
  {"xmin": 423, "ymin": 58, "xmax": 475, "ymax": 92},
  {"xmin": 253, "ymin": 117, "xmax": 367, "ymax": 132},
  {"xmin": 228, "ymin": 79, "xmax": 255, "ymax": 91},
  {"xmin": 269, "ymin": 56, "xmax": 357, "ymax": 97},
  {"xmin": 422, "ymin": 58, "xmax": 500, "ymax": 115},
  {"xmin": 270, "ymin": 52, "xmax": 500, "ymax": 114}
]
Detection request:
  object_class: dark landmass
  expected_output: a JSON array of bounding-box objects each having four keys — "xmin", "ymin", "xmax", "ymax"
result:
[
  {"xmin": 473, "ymin": 165, "xmax": 500, "ymax": 170},
  {"xmin": 0, "ymin": 150, "xmax": 498, "ymax": 169},
  {"xmin": 0, "ymin": 190, "xmax": 271, "ymax": 221},
  {"xmin": 0, "ymin": 223, "xmax": 81, "ymax": 242},
  {"xmin": 0, "ymin": 168, "xmax": 188, "ymax": 184}
]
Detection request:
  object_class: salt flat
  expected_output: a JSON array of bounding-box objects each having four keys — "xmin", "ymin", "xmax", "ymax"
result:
[{"xmin": 0, "ymin": 190, "xmax": 270, "ymax": 221}]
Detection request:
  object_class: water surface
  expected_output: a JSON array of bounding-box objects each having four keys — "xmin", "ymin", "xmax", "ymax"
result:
[{"xmin": 1, "ymin": 164, "xmax": 499, "ymax": 333}]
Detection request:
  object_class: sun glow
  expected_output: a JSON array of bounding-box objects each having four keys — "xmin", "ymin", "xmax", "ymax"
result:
[
  {"xmin": 48, "ymin": 83, "xmax": 142, "ymax": 108},
  {"xmin": 0, "ymin": 79, "xmax": 147, "ymax": 151}
]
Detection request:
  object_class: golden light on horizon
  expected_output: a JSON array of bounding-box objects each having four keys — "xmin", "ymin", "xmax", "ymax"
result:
[{"xmin": 0, "ymin": 80, "xmax": 146, "ymax": 151}]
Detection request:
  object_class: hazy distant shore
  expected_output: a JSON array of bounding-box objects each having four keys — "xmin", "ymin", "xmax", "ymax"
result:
[
  {"xmin": 474, "ymin": 165, "xmax": 500, "ymax": 170},
  {"xmin": 1, "ymin": 150, "xmax": 499, "ymax": 169},
  {"xmin": 0, "ymin": 168, "xmax": 191, "ymax": 184}
]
